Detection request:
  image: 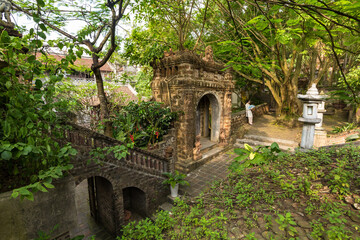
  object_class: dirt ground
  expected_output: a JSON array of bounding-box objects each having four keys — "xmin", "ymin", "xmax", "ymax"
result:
[{"xmin": 245, "ymin": 111, "xmax": 357, "ymax": 145}]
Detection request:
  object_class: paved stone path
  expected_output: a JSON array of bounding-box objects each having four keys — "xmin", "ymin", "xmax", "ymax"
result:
[{"xmin": 182, "ymin": 151, "xmax": 237, "ymax": 197}]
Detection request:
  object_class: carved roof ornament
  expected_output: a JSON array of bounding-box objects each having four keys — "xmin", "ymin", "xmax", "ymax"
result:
[
  {"xmin": 0, "ymin": 0, "xmax": 14, "ymax": 28},
  {"xmin": 164, "ymin": 48, "xmax": 175, "ymax": 57},
  {"xmin": 202, "ymin": 46, "xmax": 214, "ymax": 63},
  {"xmin": 224, "ymin": 70, "xmax": 232, "ymax": 81}
]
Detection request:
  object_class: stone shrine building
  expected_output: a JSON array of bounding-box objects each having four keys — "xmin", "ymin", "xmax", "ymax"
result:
[{"xmin": 151, "ymin": 48, "xmax": 234, "ymax": 172}]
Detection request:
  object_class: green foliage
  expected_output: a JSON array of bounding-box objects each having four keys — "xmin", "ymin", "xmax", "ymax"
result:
[
  {"xmin": 332, "ymin": 65, "xmax": 360, "ymax": 105},
  {"xmin": 121, "ymin": 26, "xmax": 169, "ymax": 66},
  {"xmin": 120, "ymin": 145, "xmax": 360, "ymax": 238},
  {"xmin": 120, "ymin": 197, "xmax": 228, "ymax": 239},
  {"xmin": 331, "ymin": 122, "xmax": 358, "ymax": 134},
  {"xmin": 112, "ymin": 101, "xmax": 177, "ymax": 147},
  {"xmin": 162, "ymin": 171, "xmax": 189, "ymax": 188},
  {"xmin": 119, "ymin": 210, "xmax": 175, "ymax": 240},
  {"xmin": 229, "ymin": 142, "xmax": 284, "ymax": 172},
  {"xmin": 0, "ymin": 29, "xmax": 77, "ymax": 199},
  {"xmin": 276, "ymin": 212, "xmax": 298, "ymax": 237},
  {"xmin": 89, "ymin": 144, "xmax": 131, "ymax": 165},
  {"xmin": 326, "ymin": 160, "xmax": 353, "ymax": 197}
]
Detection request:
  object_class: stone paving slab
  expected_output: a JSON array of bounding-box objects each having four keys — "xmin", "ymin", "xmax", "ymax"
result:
[{"xmin": 182, "ymin": 151, "xmax": 237, "ymax": 197}]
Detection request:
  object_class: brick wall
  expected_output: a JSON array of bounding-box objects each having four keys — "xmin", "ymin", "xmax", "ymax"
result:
[{"xmin": 95, "ymin": 176, "xmax": 116, "ymax": 235}]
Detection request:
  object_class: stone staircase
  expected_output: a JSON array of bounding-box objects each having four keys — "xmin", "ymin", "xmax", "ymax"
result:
[{"xmin": 235, "ymin": 134, "xmax": 299, "ymax": 152}]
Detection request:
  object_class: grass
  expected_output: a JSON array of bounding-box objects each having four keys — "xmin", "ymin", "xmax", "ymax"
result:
[{"xmin": 119, "ymin": 144, "xmax": 360, "ymax": 240}]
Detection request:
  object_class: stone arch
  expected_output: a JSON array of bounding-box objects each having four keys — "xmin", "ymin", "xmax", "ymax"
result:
[
  {"xmin": 74, "ymin": 173, "xmax": 118, "ymax": 236},
  {"xmin": 122, "ymin": 187, "xmax": 147, "ymax": 219},
  {"xmin": 74, "ymin": 171, "xmax": 117, "ymax": 188},
  {"xmin": 195, "ymin": 92, "xmax": 221, "ymax": 142}
]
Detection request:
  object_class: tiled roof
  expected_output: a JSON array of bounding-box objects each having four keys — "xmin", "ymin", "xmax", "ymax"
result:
[
  {"xmin": 113, "ymin": 86, "xmax": 138, "ymax": 102},
  {"xmin": 36, "ymin": 53, "xmax": 112, "ymax": 72}
]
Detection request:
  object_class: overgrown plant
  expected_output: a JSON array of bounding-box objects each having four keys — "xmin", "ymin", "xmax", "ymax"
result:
[
  {"xmin": 229, "ymin": 142, "xmax": 284, "ymax": 172},
  {"xmin": 276, "ymin": 212, "xmax": 298, "ymax": 237},
  {"xmin": 0, "ymin": 29, "xmax": 78, "ymax": 200},
  {"xmin": 331, "ymin": 122, "xmax": 358, "ymax": 134},
  {"xmin": 112, "ymin": 101, "xmax": 177, "ymax": 147}
]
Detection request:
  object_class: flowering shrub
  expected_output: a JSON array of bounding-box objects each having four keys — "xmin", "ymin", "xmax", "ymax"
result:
[{"xmin": 112, "ymin": 101, "xmax": 177, "ymax": 147}]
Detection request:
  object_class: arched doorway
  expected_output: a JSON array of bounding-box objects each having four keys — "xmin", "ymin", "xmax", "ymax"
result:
[
  {"xmin": 73, "ymin": 176, "xmax": 116, "ymax": 237},
  {"xmin": 122, "ymin": 187, "xmax": 147, "ymax": 222},
  {"xmin": 196, "ymin": 93, "xmax": 221, "ymax": 143}
]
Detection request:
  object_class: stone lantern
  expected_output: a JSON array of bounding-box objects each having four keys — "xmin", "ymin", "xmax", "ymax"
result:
[{"xmin": 298, "ymin": 84, "xmax": 326, "ymax": 149}]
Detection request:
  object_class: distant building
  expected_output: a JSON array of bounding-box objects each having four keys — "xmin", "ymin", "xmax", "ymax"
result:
[
  {"xmin": 37, "ymin": 52, "xmax": 141, "ymax": 128},
  {"xmin": 36, "ymin": 53, "xmax": 113, "ymax": 84}
]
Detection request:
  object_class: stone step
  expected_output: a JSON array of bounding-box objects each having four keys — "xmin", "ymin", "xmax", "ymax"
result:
[
  {"xmin": 200, "ymin": 142, "xmax": 218, "ymax": 155},
  {"xmin": 184, "ymin": 146, "xmax": 228, "ymax": 172},
  {"xmin": 202, "ymin": 147, "xmax": 224, "ymax": 159},
  {"xmin": 235, "ymin": 139, "xmax": 295, "ymax": 152},
  {"xmin": 243, "ymin": 134, "xmax": 299, "ymax": 147},
  {"xmin": 159, "ymin": 202, "xmax": 174, "ymax": 212}
]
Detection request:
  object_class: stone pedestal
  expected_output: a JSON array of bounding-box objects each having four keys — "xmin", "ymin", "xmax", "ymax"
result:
[
  {"xmin": 314, "ymin": 129, "xmax": 327, "ymax": 148},
  {"xmin": 297, "ymin": 84, "xmax": 327, "ymax": 150},
  {"xmin": 298, "ymin": 117, "xmax": 321, "ymax": 149}
]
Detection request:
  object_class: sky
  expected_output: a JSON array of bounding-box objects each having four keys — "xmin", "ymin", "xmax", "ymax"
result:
[
  {"xmin": 13, "ymin": 13, "xmax": 86, "ymax": 41},
  {"xmin": 12, "ymin": 4, "xmax": 134, "ymax": 43}
]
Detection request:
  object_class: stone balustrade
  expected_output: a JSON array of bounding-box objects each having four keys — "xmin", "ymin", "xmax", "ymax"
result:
[{"xmin": 60, "ymin": 122, "xmax": 170, "ymax": 175}]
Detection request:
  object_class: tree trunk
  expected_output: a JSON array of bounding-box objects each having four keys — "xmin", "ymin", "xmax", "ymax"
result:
[{"xmin": 93, "ymin": 67, "xmax": 113, "ymax": 137}]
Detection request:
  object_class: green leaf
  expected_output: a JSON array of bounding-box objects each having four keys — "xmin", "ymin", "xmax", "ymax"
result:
[
  {"xmin": 37, "ymin": 183, "xmax": 48, "ymax": 192},
  {"xmin": 5, "ymin": 81, "xmax": 11, "ymax": 89},
  {"xmin": 38, "ymin": 32, "xmax": 46, "ymax": 40},
  {"xmin": 25, "ymin": 193, "xmax": 34, "ymax": 201},
  {"xmin": 18, "ymin": 188, "xmax": 31, "ymax": 196},
  {"xmin": 234, "ymin": 148, "xmax": 246, "ymax": 155},
  {"xmin": 36, "ymin": 0, "xmax": 45, "ymax": 7},
  {"xmin": 35, "ymin": 79, "xmax": 43, "ymax": 88},
  {"xmin": 39, "ymin": 23, "xmax": 47, "ymax": 32},
  {"xmin": 27, "ymin": 55, "xmax": 36, "ymax": 63},
  {"xmin": 1, "ymin": 150, "xmax": 12, "ymax": 160},
  {"xmin": 11, "ymin": 191, "xmax": 19, "ymax": 198},
  {"xmin": 43, "ymin": 182, "xmax": 55, "ymax": 189},
  {"xmin": 32, "ymin": 14, "xmax": 41, "ymax": 23},
  {"xmin": 58, "ymin": 42, "xmax": 64, "ymax": 50}
]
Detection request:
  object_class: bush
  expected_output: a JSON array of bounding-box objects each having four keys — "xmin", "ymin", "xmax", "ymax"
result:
[{"xmin": 112, "ymin": 101, "xmax": 177, "ymax": 147}]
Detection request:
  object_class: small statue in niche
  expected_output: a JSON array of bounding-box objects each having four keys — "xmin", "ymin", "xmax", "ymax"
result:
[
  {"xmin": 193, "ymin": 134, "xmax": 202, "ymax": 160},
  {"xmin": 124, "ymin": 210, "xmax": 132, "ymax": 221},
  {"xmin": 0, "ymin": 0, "xmax": 12, "ymax": 24},
  {"xmin": 219, "ymin": 128, "xmax": 227, "ymax": 146},
  {"xmin": 165, "ymin": 146, "xmax": 173, "ymax": 158},
  {"xmin": 226, "ymin": 94, "xmax": 232, "ymax": 110},
  {"xmin": 202, "ymin": 46, "xmax": 214, "ymax": 63}
]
